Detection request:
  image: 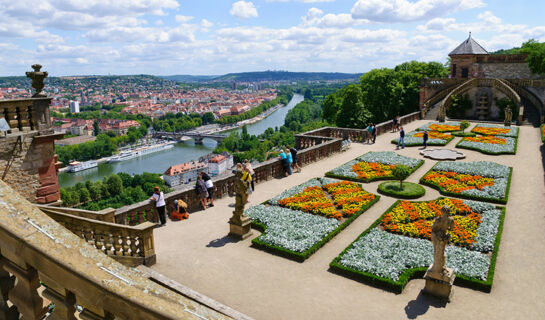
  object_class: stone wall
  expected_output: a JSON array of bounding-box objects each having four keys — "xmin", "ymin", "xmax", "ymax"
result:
[
  {"xmin": 481, "ymin": 62, "xmax": 544, "ymax": 80},
  {"xmin": 0, "ymin": 133, "xmax": 62, "ymax": 203}
]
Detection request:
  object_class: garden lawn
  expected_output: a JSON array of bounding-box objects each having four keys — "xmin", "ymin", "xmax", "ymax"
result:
[
  {"xmin": 246, "ymin": 178, "xmax": 380, "ymax": 261},
  {"xmin": 420, "ymin": 161, "xmax": 512, "ymax": 204},
  {"xmin": 326, "ymin": 151, "xmax": 424, "ymax": 183},
  {"xmin": 391, "ymin": 130, "xmax": 454, "ymax": 147},
  {"xmin": 330, "ymin": 197, "xmax": 505, "ymax": 293}
]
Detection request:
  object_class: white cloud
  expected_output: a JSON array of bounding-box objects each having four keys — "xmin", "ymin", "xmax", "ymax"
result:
[
  {"xmin": 351, "ymin": 0, "xmax": 485, "ymax": 22},
  {"xmin": 267, "ymin": 0, "xmax": 334, "ymax": 2},
  {"xmin": 230, "ymin": 1, "xmax": 258, "ymax": 19},
  {"xmin": 175, "ymin": 15, "xmax": 194, "ymax": 23},
  {"xmin": 302, "ymin": 7, "xmax": 368, "ymax": 28}
]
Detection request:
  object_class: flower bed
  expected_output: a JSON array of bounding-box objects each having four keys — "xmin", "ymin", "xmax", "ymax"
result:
[
  {"xmin": 420, "ymin": 161, "xmax": 512, "ymax": 204},
  {"xmin": 457, "ymin": 135, "xmax": 517, "ymax": 155},
  {"xmin": 330, "ymin": 198, "xmax": 505, "ymax": 293},
  {"xmin": 391, "ymin": 130, "xmax": 454, "ymax": 146},
  {"xmin": 248, "ymin": 178, "xmax": 380, "ymax": 261},
  {"xmin": 471, "ymin": 124, "xmax": 519, "ymax": 137},
  {"xmin": 326, "ymin": 151, "xmax": 424, "ymax": 183},
  {"xmin": 541, "ymin": 124, "xmax": 545, "ymax": 143},
  {"xmin": 417, "ymin": 121, "xmax": 461, "ymax": 132}
]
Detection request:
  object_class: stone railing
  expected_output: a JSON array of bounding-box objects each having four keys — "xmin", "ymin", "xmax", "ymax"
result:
[
  {"xmin": 38, "ymin": 206, "xmax": 156, "ymax": 266},
  {"xmin": 0, "ymin": 179, "xmax": 233, "ymax": 320},
  {"xmin": 36, "ymin": 204, "xmax": 116, "ymax": 223},
  {"xmin": 0, "ymin": 97, "xmax": 53, "ymax": 135},
  {"xmin": 506, "ymin": 80, "xmax": 544, "ymax": 123}
]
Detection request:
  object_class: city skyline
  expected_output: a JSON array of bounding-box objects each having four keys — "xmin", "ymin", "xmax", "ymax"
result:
[{"xmin": 0, "ymin": 0, "xmax": 544, "ymax": 76}]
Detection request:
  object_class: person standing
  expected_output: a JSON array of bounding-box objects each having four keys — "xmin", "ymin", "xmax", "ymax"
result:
[
  {"xmin": 149, "ymin": 186, "xmax": 166, "ymax": 226},
  {"xmin": 372, "ymin": 124, "xmax": 377, "ymax": 144},
  {"xmin": 285, "ymin": 148, "xmax": 293, "ymax": 175},
  {"xmin": 391, "ymin": 116, "xmax": 398, "ymax": 133},
  {"xmin": 244, "ymin": 159, "xmax": 255, "ymax": 191},
  {"xmin": 200, "ymin": 171, "xmax": 214, "ymax": 207},
  {"xmin": 367, "ymin": 124, "xmax": 373, "ymax": 144},
  {"xmin": 423, "ymin": 130, "xmax": 429, "ymax": 149},
  {"xmin": 397, "ymin": 126, "xmax": 405, "ymax": 149},
  {"xmin": 279, "ymin": 150, "xmax": 290, "ymax": 177},
  {"xmin": 289, "ymin": 146, "xmax": 301, "ymax": 173},
  {"xmin": 195, "ymin": 175, "xmax": 209, "ymax": 211}
]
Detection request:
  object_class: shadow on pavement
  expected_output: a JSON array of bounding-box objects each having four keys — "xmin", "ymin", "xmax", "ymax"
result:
[
  {"xmin": 404, "ymin": 290, "xmax": 447, "ymax": 319},
  {"xmin": 206, "ymin": 235, "xmax": 238, "ymax": 248}
]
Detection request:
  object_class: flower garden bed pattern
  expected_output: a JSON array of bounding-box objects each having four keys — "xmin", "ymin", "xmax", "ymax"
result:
[
  {"xmin": 330, "ymin": 198, "xmax": 505, "ymax": 293},
  {"xmin": 326, "ymin": 151, "xmax": 424, "ymax": 183},
  {"xmin": 471, "ymin": 124, "xmax": 519, "ymax": 137},
  {"xmin": 391, "ymin": 130, "xmax": 454, "ymax": 147},
  {"xmin": 456, "ymin": 135, "xmax": 517, "ymax": 155},
  {"xmin": 420, "ymin": 161, "xmax": 512, "ymax": 204},
  {"xmin": 377, "ymin": 181, "xmax": 425, "ymax": 199},
  {"xmin": 416, "ymin": 121, "xmax": 461, "ymax": 132},
  {"xmin": 541, "ymin": 124, "xmax": 545, "ymax": 143},
  {"xmin": 246, "ymin": 178, "xmax": 380, "ymax": 261}
]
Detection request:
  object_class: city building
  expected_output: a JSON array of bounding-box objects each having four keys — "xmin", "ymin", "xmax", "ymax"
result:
[
  {"xmin": 163, "ymin": 161, "xmax": 207, "ymax": 187},
  {"xmin": 69, "ymin": 100, "xmax": 80, "ymax": 113},
  {"xmin": 55, "ymin": 135, "xmax": 97, "ymax": 147},
  {"xmin": 208, "ymin": 154, "xmax": 234, "ymax": 176}
]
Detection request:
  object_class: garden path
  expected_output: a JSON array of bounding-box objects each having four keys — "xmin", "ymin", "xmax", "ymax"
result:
[{"xmin": 151, "ymin": 120, "xmax": 545, "ymax": 320}]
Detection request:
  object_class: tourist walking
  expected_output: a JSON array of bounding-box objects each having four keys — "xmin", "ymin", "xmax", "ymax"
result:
[
  {"xmin": 200, "ymin": 171, "xmax": 214, "ymax": 207},
  {"xmin": 149, "ymin": 186, "xmax": 166, "ymax": 226},
  {"xmin": 367, "ymin": 124, "xmax": 373, "ymax": 144},
  {"xmin": 244, "ymin": 159, "xmax": 255, "ymax": 191},
  {"xmin": 289, "ymin": 146, "xmax": 301, "ymax": 173},
  {"xmin": 423, "ymin": 130, "xmax": 429, "ymax": 149},
  {"xmin": 195, "ymin": 175, "xmax": 209, "ymax": 210},
  {"xmin": 285, "ymin": 148, "xmax": 293, "ymax": 175},
  {"xmin": 396, "ymin": 126, "xmax": 405, "ymax": 149},
  {"xmin": 279, "ymin": 150, "xmax": 291, "ymax": 176},
  {"xmin": 372, "ymin": 124, "xmax": 377, "ymax": 144}
]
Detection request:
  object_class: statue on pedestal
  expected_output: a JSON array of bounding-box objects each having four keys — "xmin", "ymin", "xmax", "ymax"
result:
[
  {"xmin": 437, "ymin": 105, "xmax": 446, "ymax": 122},
  {"xmin": 228, "ymin": 169, "xmax": 253, "ymax": 239},
  {"xmin": 423, "ymin": 205, "xmax": 456, "ymax": 300},
  {"xmin": 26, "ymin": 64, "xmax": 48, "ymax": 98},
  {"xmin": 504, "ymin": 107, "xmax": 512, "ymax": 126}
]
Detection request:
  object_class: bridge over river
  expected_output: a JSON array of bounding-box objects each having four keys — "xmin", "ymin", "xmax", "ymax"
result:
[{"xmin": 153, "ymin": 131, "xmax": 228, "ymax": 144}]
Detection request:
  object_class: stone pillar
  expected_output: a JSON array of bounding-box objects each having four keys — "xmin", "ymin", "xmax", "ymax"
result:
[
  {"xmin": 4, "ymin": 262, "xmax": 47, "ymax": 320},
  {"xmin": 34, "ymin": 134, "xmax": 64, "ymax": 204}
]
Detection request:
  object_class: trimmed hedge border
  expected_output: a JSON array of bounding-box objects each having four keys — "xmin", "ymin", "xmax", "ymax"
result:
[
  {"xmin": 419, "ymin": 165, "xmax": 513, "ymax": 205},
  {"xmin": 250, "ymin": 193, "xmax": 381, "ymax": 262},
  {"xmin": 451, "ymin": 131, "xmax": 476, "ymax": 137},
  {"xmin": 541, "ymin": 124, "xmax": 545, "ymax": 143},
  {"xmin": 455, "ymin": 136, "xmax": 518, "ymax": 155},
  {"xmin": 325, "ymin": 159, "xmax": 425, "ymax": 183},
  {"xmin": 377, "ymin": 181, "xmax": 425, "ymax": 199},
  {"xmin": 329, "ymin": 198, "xmax": 506, "ymax": 294}
]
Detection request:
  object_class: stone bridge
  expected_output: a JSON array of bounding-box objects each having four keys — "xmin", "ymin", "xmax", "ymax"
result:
[{"xmin": 154, "ymin": 131, "xmax": 228, "ymax": 144}]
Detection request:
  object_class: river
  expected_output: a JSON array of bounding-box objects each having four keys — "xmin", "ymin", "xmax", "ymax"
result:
[{"xmin": 58, "ymin": 94, "xmax": 304, "ymax": 188}]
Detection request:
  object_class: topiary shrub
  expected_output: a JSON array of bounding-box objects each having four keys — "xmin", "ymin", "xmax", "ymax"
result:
[
  {"xmin": 392, "ymin": 165, "xmax": 411, "ymax": 189},
  {"xmin": 460, "ymin": 120, "xmax": 470, "ymax": 133}
]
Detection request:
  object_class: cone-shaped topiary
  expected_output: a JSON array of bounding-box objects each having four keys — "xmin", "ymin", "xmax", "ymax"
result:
[{"xmin": 392, "ymin": 165, "xmax": 411, "ymax": 189}]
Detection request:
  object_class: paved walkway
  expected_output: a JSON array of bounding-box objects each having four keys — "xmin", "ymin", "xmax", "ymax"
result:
[{"xmin": 151, "ymin": 120, "xmax": 545, "ymax": 320}]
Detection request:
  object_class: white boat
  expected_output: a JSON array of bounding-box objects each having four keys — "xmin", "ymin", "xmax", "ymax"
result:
[
  {"xmin": 108, "ymin": 142, "xmax": 174, "ymax": 163},
  {"xmin": 68, "ymin": 160, "xmax": 98, "ymax": 173}
]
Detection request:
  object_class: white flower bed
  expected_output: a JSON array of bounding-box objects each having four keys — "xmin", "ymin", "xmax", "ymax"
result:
[
  {"xmin": 464, "ymin": 200, "xmax": 502, "ymax": 252},
  {"xmin": 328, "ymin": 151, "xmax": 421, "ymax": 179},
  {"xmin": 472, "ymin": 123, "xmax": 519, "ymax": 137},
  {"xmin": 245, "ymin": 205, "xmax": 339, "ymax": 253},
  {"xmin": 268, "ymin": 178, "xmax": 322, "ymax": 205},
  {"xmin": 432, "ymin": 161, "xmax": 510, "ymax": 200},
  {"xmin": 391, "ymin": 131, "xmax": 451, "ymax": 145},
  {"xmin": 457, "ymin": 136, "xmax": 516, "ymax": 154},
  {"xmin": 339, "ymin": 229, "xmax": 490, "ymax": 281},
  {"xmin": 417, "ymin": 121, "xmax": 461, "ymax": 131}
]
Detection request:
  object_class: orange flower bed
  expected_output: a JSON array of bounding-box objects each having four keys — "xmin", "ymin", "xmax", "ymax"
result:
[
  {"xmin": 381, "ymin": 198, "xmax": 481, "ymax": 247},
  {"xmin": 278, "ymin": 186, "xmax": 340, "ymax": 219},
  {"xmin": 413, "ymin": 131, "xmax": 452, "ymax": 140},
  {"xmin": 422, "ymin": 170, "xmax": 494, "ymax": 193},
  {"xmin": 323, "ymin": 181, "xmax": 376, "ymax": 217},
  {"xmin": 472, "ymin": 126, "xmax": 510, "ymax": 136},
  {"xmin": 463, "ymin": 135, "xmax": 506, "ymax": 144},
  {"xmin": 352, "ymin": 162, "xmax": 396, "ymax": 180},
  {"xmin": 429, "ymin": 124, "xmax": 460, "ymax": 132}
]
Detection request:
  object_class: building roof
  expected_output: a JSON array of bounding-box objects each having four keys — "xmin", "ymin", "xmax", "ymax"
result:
[
  {"xmin": 449, "ymin": 33, "xmax": 488, "ymax": 56},
  {"xmin": 164, "ymin": 162, "xmax": 207, "ymax": 176}
]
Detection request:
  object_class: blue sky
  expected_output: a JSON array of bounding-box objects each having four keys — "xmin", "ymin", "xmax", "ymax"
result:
[{"xmin": 0, "ymin": 0, "xmax": 543, "ymax": 76}]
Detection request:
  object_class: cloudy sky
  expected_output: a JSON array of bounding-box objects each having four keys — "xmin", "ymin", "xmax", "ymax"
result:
[{"xmin": 1, "ymin": 0, "xmax": 544, "ymax": 76}]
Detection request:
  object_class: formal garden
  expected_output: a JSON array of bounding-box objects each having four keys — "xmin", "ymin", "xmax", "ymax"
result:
[{"xmin": 242, "ymin": 121, "xmax": 519, "ymax": 294}]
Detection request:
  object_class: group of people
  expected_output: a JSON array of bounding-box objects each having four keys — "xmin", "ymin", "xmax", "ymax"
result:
[
  {"xmin": 279, "ymin": 146, "xmax": 301, "ymax": 177},
  {"xmin": 366, "ymin": 124, "xmax": 377, "ymax": 144}
]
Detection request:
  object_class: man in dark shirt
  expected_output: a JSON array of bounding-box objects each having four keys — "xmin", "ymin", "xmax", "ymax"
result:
[
  {"xmin": 396, "ymin": 126, "xmax": 405, "ymax": 149},
  {"xmin": 423, "ymin": 130, "xmax": 429, "ymax": 149},
  {"xmin": 289, "ymin": 146, "xmax": 301, "ymax": 172}
]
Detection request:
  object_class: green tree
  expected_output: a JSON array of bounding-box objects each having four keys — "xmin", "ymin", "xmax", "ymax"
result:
[
  {"xmin": 201, "ymin": 112, "xmax": 215, "ymax": 125},
  {"xmin": 336, "ymin": 84, "xmax": 371, "ymax": 128},
  {"xmin": 106, "ymin": 174, "xmax": 123, "ymax": 196},
  {"xmin": 93, "ymin": 120, "xmax": 100, "ymax": 136},
  {"xmin": 78, "ymin": 188, "xmax": 91, "ymax": 203},
  {"xmin": 460, "ymin": 120, "xmax": 470, "ymax": 133},
  {"xmin": 392, "ymin": 165, "xmax": 411, "ymax": 189},
  {"xmin": 521, "ymin": 39, "xmax": 545, "ymax": 75}
]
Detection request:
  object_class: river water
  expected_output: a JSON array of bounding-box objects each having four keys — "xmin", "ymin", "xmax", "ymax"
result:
[{"xmin": 58, "ymin": 94, "xmax": 304, "ymax": 188}]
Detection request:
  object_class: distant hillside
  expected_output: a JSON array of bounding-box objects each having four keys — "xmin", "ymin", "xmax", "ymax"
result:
[
  {"xmin": 214, "ymin": 71, "xmax": 362, "ymax": 82},
  {"xmin": 159, "ymin": 75, "xmax": 218, "ymax": 82}
]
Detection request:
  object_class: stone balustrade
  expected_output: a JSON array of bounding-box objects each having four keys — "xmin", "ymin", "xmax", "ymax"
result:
[
  {"xmin": 0, "ymin": 98, "xmax": 53, "ymax": 135},
  {"xmin": 37, "ymin": 205, "xmax": 116, "ymax": 223},
  {"xmin": 0, "ymin": 179, "xmax": 232, "ymax": 320},
  {"xmin": 38, "ymin": 206, "xmax": 156, "ymax": 266}
]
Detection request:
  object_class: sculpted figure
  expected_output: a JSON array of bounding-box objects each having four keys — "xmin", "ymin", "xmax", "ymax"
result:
[
  {"xmin": 504, "ymin": 107, "xmax": 512, "ymax": 126},
  {"xmin": 26, "ymin": 64, "xmax": 48, "ymax": 97},
  {"xmin": 430, "ymin": 206, "xmax": 454, "ymax": 274},
  {"xmin": 231, "ymin": 169, "xmax": 250, "ymax": 223}
]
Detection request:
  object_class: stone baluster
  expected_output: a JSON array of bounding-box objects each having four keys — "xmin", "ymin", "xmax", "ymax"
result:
[
  {"xmin": 129, "ymin": 235, "xmax": 138, "ymax": 257},
  {"xmin": 123, "ymin": 236, "xmax": 131, "ymax": 257},
  {"xmin": 104, "ymin": 233, "xmax": 114, "ymax": 256},
  {"xmin": 0, "ymin": 258, "xmax": 18, "ymax": 320},
  {"xmin": 3, "ymin": 261, "xmax": 47, "ymax": 320},
  {"xmin": 40, "ymin": 274, "xmax": 76, "ymax": 320},
  {"xmin": 4, "ymin": 107, "xmax": 18, "ymax": 133},
  {"xmin": 113, "ymin": 235, "xmax": 123, "ymax": 256}
]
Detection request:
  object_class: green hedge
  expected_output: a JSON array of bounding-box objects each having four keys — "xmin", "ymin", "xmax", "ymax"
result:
[
  {"xmin": 250, "ymin": 194, "xmax": 381, "ymax": 262},
  {"xmin": 451, "ymin": 131, "xmax": 476, "ymax": 137},
  {"xmin": 377, "ymin": 181, "xmax": 425, "ymax": 199},
  {"xmin": 419, "ymin": 166, "xmax": 513, "ymax": 204},
  {"xmin": 329, "ymin": 199, "xmax": 506, "ymax": 293},
  {"xmin": 325, "ymin": 159, "xmax": 424, "ymax": 183}
]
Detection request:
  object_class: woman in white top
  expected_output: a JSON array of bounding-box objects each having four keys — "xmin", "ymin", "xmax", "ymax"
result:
[{"xmin": 149, "ymin": 186, "xmax": 167, "ymax": 225}]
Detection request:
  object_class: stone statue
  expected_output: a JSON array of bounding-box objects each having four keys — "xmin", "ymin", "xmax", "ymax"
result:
[
  {"xmin": 437, "ymin": 105, "xmax": 446, "ymax": 122},
  {"xmin": 430, "ymin": 206, "xmax": 454, "ymax": 275},
  {"xmin": 26, "ymin": 64, "xmax": 48, "ymax": 97},
  {"xmin": 504, "ymin": 107, "xmax": 512, "ymax": 126},
  {"xmin": 228, "ymin": 169, "xmax": 253, "ymax": 239}
]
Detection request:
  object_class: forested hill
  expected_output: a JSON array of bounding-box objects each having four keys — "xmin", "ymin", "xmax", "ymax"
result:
[
  {"xmin": 214, "ymin": 71, "xmax": 361, "ymax": 82},
  {"xmin": 159, "ymin": 75, "xmax": 218, "ymax": 82}
]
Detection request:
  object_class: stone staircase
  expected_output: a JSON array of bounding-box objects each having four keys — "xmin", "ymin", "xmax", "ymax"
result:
[{"xmin": 521, "ymin": 97, "xmax": 541, "ymax": 127}]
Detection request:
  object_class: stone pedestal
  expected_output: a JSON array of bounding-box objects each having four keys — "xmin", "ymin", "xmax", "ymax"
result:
[
  {"xmin": 228, "ymin": 215, "xmax": 253, "ymax": 240},
  {"xmin": 423, "ymin": 266, "xmax": 455, "ymax": 301}
]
